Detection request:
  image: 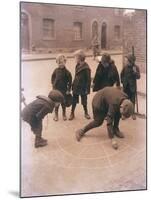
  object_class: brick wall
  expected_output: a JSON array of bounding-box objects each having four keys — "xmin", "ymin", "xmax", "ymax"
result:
[
  {"xmin": 20, "ymin": 2, "xmax": 123, "ymax": 52},
  {"xmin": 123, "ymin": 10, "xmax": 147, "ymax": 73}
]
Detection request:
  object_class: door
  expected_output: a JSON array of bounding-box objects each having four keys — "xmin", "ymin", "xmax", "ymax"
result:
[
  {"xmin": 101, "ymin": 22, "xmax": 107, "ymax": 49},
  {"xmin": 21, "ymin": 12, "xmax": 30, "ymax": 51}
]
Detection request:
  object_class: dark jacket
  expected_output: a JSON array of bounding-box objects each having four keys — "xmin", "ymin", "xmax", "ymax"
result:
[
  {"xmin": 92, "ymin": 87, "xmax": 128, "ymax": 136},
  {"xmin": 93, "ymin": 60, "xmax": 120, "ymax": 92},
  {"xmin": 120, "ymin": 64, "xmax": 140, "ymax": 93},
  {"xmin": 22, "ymin": 96, "xmax": 55, "ymax": 124},
  {"xmin": 51, "ymin": 66, "xmax": 72, "ymax": 94},
  {"xmin": 72, "ymin": 62, "xmax": 91, "ymax": 95}
]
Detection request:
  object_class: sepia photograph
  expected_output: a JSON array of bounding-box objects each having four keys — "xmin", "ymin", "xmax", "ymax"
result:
[{"xmin": 20, "ymin": 1, "xmax": 147, "ymax": 198}]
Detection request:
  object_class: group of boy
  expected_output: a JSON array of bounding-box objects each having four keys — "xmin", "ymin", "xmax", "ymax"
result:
[{"xmin": 22, "ymin": 49, "xmax": 140, "ymax": 149}]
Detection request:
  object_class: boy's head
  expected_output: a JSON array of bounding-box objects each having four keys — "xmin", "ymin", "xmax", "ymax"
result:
[
  {"xmin": 48, "ymin": 90, "xmax": 64, "ymax": 106},
  {"xmin": 56, "ymin": 54, "xmax": 67, "ymax": 67},
  {"xmin": 74, "ymin": 49, "xmax": 86, "ymax": 64},
  {"xmin": 120, "ymin": 99, "xmax": 134, "ymax": 120},
  {"xmin": 125, "ymin": 54, "xmax": 136, "ymax": 65},
  {"xmin": 101, "ymin": 53, "xmax": 111, "ymax": 67}
]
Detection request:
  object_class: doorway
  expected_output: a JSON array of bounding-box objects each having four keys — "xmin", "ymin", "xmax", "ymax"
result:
[
  {"xmin": 21, "ymin": 12, "xmax": 30, "ymax": 51},
  {"xmin": 101, "ymin": 22, "xmax": 107, "ymax": 49}
]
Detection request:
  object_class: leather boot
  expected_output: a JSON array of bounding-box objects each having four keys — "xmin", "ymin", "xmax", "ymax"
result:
[
  {"xmin": 53, "ymin": 107, "xmax": 59, "ymax": 121},
  {"xmin": 76, "ymin": 129, "xmax": 85, "ymax": 142},
  {"xmin": 69, "ymin": 112, "xmax": 75, "ymax": 120},
  {"xmin": 62, "ymin": 106, "xmax": 67, "ymax": 121},
  {"xmin": 132, "ymin": 114, "xmax": 136, "ymax": 120},
  {"xmin": 69, "ymin": 104, "xmax": 76, "ymax": 120},
  {"xmin": 114, "ymin": 127, "xmax": 125, "ymax": 138},
  {"xmin": 83, "ymin": 105, "xmax": 91, "ymax": 119},
  {"xmin": 35, "ymin": 136, "xmax": 47, "ymax": 148}
]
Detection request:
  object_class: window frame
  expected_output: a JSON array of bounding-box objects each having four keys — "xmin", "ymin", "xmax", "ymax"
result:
[
  {"xmin": 114, "ymin": 25, "xmax": 121, "ymax": 40},
  {"xmin": 42, "ymin": 18, "xmax": 56, "ymax": 40},
  {"xmin": 73, "ymin": 21, "xmax": 83, "ymax": 41},
  {"xmin": 91, "ymin": 20, "xmax": 99, "ymax": 39}
]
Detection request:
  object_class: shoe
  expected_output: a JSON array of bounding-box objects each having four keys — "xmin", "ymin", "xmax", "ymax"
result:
[
  {"xmin": 114, "ymin": 127, "xmax": 125, "ymax": 138},
  {"xmin": 69, "ymin": 113, "xmax": 75, "ymax": 120},
  {"xmin": 63, "ymin": 115, "xmax": 67, "ymax": 121},
  {"xmin": 53, "ymin": 114, "xmax": 58, "ymax": 121},
  {"xmin": 132, "ymin": 114, "xmax": 136, "ymax": 120},
  {"xmin": 111, "ymin": 138, "xmax": 118, "ymax": 150},
  {"xmin": 84, "ymin": 113, "xmax": 91, "ymax": 120},
  {"xmin": 76, "ymin": 129, "xmax": 85, "ymax": 142},
  {"xmin": 35, "ymin": 137, "xmax": 48, "ymax": 148}
]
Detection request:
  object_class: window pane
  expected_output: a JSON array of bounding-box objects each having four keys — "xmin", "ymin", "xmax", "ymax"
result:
[
  {"xmin": 114, "ymin": 25, "xmax": 120, "ymax": 39},
  {"xmin": 73, "ymin": 22, "xmax": 82, "ymax": 40},
  {"xmin": 43, "ymin": 18, "xmax": 55, "ymax": 38},
  {"xmin": 92, "ymin": 21, "xmax": 98, "ymax": 38}
]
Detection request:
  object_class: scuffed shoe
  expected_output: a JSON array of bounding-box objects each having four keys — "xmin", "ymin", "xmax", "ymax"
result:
[
  {"xmin": 132, "ymin": 114, "xmax": 136, "ymax": 120},
  {"xmin": 53, "ymin": 115, "xmax": 58, "ymax": 121},
  {"xmin": 69, "ymin": 113, "xmax": 75, "ymax": 120},
  {"xmin": 63, "ymin": 115, "xmax": 67, "ymax": 121},
  {"xmin": 76, "ymin": 129, "xmax": 85, "ymax": 142},
  {"xmin": 114, "ymin": 127, "xmax": 125, "ymax": 138},
  {"xmin": 111, "ymin": 138, "xmax": 118, "ymax": 150},
  {"xmin": 84, "ymin": 113, "xmax": 91, "ymax": 120},
  {"xmin": 35, "ymin": 137, "xmax": 48, "ymax": 148}
]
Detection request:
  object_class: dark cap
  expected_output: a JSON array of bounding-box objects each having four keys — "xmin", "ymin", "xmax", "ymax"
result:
[
  {"xmin": 101, "ymin": 53, "xmax": 111, "ymax": 63},
  {"xmin": 48, "ymin": 90, "xmax": 64, "ymax": 103},
  {"xmin": 74, "ymin": 49, "xmax": 86, "ymax": 61},
  {"xmin": 121, "ymin": 99, "xmax": 134, "ymax": 118}
]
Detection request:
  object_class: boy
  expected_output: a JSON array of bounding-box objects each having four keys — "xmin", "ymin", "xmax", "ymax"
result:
[
  {"xmin": 92, "ymin": 53, "xmax": 120, "ymax": 92},
  {"xmin": 91, "ymin": 35, "xmax": 100, "ymax": 60},
  {"xmin": 21, "ymin": 90, "xmax": 64, "ymax": 148},
  {"xmin": 69, "ymin": 50, "xmax": 91, "ymax": 120},
  {"xmin": 51, "ymin": 54, "xmax": 72, "ymax": 121},
  {"xmin": 120, "ymin": 54, "xmax": 140, "ymax": 120},
  {"xmin": 76, "ymin": 87, "xmax": 133, "ymax": 150}
]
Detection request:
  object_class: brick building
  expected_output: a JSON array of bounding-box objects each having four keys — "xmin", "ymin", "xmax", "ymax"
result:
[
  {"xmin": 20, "ymin": 2, "xmax": 124, "ymax": 52},
  {"xmin": 123, "ymin": 10, "xmax": 147, "ymax": 72}
]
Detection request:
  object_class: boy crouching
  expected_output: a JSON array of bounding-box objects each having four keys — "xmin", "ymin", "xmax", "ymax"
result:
[
  {"xmin": 21, "ymin": 90, "xmax": 64, "ymax": 148},
  {"xmin": 76, "ymin": 87, "xmax": 134, "ymax": 150}
]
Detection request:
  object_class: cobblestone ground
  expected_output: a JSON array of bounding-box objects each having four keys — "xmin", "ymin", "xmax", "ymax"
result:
[{"xmin": 21, "ymin": 56, "xmax": 146, "ymax": 197}]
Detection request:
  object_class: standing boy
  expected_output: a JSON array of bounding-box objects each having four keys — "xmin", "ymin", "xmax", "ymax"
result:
[
  {"xmin": 91, "ymin": 35, "xmax": 100, "ymax": 60},
  {"xmin": 92, "ymin": 53, "xmax": 120, "ymax": 92},
  {"xmin": 69, "ymin": 50, "xmax": 91, "ymax": 120},
  {"xmin": 51, "ymin": 54, "xmax": 72, "ymax": 121},
  {"xmin": 120, "ymin": 54, "xmax": 140, "ymax": 120}
]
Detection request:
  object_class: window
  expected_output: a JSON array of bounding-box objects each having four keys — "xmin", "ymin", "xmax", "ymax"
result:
[
  {"xmin": 73, "ymin": 22, "xmax": 82, "ymax": 40},
  {"xmin": 43, "ymin": 18, "xmax": 55, "ymax": 39},
  {"xmin": 114, "ymin": 8, "xmax": 120, "ymax": 16},
  {"xmin": 114, "ymin": 25, "xmax": 120, "ymax": 39},
  {"xmin": 21, "ymin": 12, "xmax": 30, "ymax": 50},
  {"xmin": 92, "ymin": 21, "xmax": 98, "ymax": 38},
  {"xmin": 21, "ymin": 12, "xmax": 28, "ymax": 27}
]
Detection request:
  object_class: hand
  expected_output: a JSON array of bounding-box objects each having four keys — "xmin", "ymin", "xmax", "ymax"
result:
[
  {"xmin": 133, "ymin": 66, "xmax": 137, "ymax": 73},
  {"xmin": 85, "ymin": 90, "xmax": 90, "ymax": 95},
  {"xmin": 66, "ymin": 91, "xmax": 70, "ymax": 95}
]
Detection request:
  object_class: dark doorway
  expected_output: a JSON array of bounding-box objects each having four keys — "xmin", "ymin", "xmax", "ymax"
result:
[
  {"xmin": 92, "ymin": 21, "xmax": 98, "ymax": 39},
  {"xmin": 101, "ymin": 22, "xmax": 107, "ymax": 49},
  {"xmin": 21, "ymin": 12, "xmax": 30, "ymax": 51}
]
